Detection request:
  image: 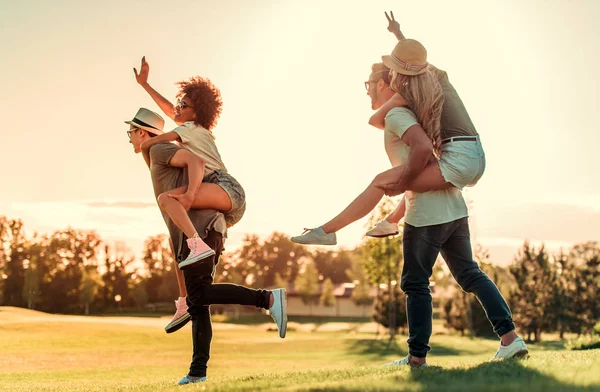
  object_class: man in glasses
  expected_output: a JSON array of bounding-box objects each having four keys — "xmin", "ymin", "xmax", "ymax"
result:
[
  {"xmin": 362, "ymin": 12, "xmax": 527, "ymax": 367},
  {"xmin": 125, "ymin": 107, "xmax": 286, "ymax": 384}
]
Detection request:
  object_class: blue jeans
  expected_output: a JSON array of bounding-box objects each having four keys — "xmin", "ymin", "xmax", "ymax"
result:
[{"xmin": 401, "ymin": 217, "xmax": 514, "ymax": 358}]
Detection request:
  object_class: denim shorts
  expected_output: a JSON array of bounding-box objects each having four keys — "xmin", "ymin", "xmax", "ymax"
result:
[
  {"xmin": 203, "ymin": 170, "xmax": 246, "ymax": 227},
  {"xmin": 438, "ymin": 136, "xmax": 486, "ymax": 190}
]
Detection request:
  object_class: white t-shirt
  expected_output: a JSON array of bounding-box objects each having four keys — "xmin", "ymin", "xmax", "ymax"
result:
[
  {"xmin": 384, "ymin": 107, "xmax": 468, "ymax": 227},
  {"xmin": 173, "ymin": 122, "xmax": 227, "ymax": 175}
]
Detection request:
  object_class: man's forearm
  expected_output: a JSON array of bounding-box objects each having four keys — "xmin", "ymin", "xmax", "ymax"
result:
[
  {"xmin": 141, "ymin": 83, "xmax": 176, "ymax": 121},
  {"xmin": 397, "ymin": 146, "xmax": 431, "ymax": 189}
]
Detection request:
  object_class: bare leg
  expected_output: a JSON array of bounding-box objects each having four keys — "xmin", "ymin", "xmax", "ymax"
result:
[
  {"xmin": 169, "ymin": 237, "xmax": 188, "ymax": 297},
  {"xmin": 167, "ymin": 185, "xmax": 232, "ymax": 211},
  {"xmin": 383, "ymin": 161, "xmax": 452, "ymax": 196},
  {"xmin": 386, "ymin": 197, "xmax": 407, "ymax": 225},
  {"xmin": 175, "ymin": 264, "xmax": 187, "ymax": 297},
  {"xmin": 157, "ymin": 184, "xmax": 233, "ymax": 239},
  {"xmin": 321, "ymin": 161, "xmax": 451, "ymax": 234}
]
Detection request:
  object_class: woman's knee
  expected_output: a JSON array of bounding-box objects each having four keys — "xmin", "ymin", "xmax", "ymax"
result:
[
  {"xmin": 157, "ymin": 192, "xmax": 170, "ymax": 209},
  {"xmin": 371, "ymin": 173, "xmax": 392, "ymax": 192}
]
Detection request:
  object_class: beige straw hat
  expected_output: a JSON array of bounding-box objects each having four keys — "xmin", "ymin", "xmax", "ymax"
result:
[{"xmin": 382, "ymin": 39, "xmax": 429, "ymax": 76}]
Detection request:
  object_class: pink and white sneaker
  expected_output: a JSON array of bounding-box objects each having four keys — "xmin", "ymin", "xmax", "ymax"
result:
[
  {"xmin": 179, "ymin": 234, "xmax": 215, "ymax": 269},
  {"xmin": 165, "ymin": 297, "xmax": 191, "ymax": 334}
]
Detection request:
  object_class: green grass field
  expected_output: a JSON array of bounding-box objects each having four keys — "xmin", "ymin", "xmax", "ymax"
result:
[{"xmin": 1, "ymin": 306, "xmax": 599, "ymax": 391}]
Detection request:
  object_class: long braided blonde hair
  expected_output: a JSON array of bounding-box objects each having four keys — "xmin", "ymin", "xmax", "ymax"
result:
[{"xmin": 389, "ymin": 68, "xmax": 444, "ymax": 155}]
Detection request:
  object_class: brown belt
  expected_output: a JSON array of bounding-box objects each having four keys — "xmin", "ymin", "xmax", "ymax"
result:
[{"xmin": 441, "ymin": 136, "xmax": 478, "ymax": 145}]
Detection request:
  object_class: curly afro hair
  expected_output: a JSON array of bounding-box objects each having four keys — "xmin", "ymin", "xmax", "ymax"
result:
[{"xmin": 176, "ymin": 76, "xmax": 223, "ymax": 131}]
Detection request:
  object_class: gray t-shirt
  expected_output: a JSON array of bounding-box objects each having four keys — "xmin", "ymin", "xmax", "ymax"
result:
[
  {"xmin": 149, "ymin": 142, "xmax": 227, "ymax": 261},
  {"xmin": 432, "ymin": 66, "xmax": 478, "ymax": 139}
]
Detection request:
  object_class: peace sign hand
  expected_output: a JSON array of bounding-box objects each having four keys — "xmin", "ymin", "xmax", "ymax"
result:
[{"xmin": 385, "ymin": 11, "xmax": 402, "ymax": 39}]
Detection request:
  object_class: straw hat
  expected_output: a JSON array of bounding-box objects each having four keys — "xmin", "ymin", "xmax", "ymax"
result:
[
  {"xmin": 382, "ymin": 39, "xmax": 429, "ymax": 76},
  {"xmin": 124, "ymin": 108, "xmax": 164, "ymax": 135}
]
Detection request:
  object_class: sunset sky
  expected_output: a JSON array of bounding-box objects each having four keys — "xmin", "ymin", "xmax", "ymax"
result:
[{"xmin": 1, "ymin": 0, "xmax": 598, "ymax": 265}]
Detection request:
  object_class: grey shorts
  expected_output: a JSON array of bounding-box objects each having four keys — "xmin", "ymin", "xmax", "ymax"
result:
[
  {"xmin": 438, "ymin": 135, "xmax": 486, "ymax": 190},
  {"xmin": 203, "ymin": 170, "xmax": 246, "ymax": 227}
]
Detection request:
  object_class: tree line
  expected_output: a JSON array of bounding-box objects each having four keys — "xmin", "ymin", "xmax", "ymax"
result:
[{"xmin": 1, "ymin": 210, "xmax": 598, "ymax": 343}]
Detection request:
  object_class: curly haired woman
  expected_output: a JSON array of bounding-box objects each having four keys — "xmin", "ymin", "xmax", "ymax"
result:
[{"xmin": 133, "ymin": 57, "xmax": 246, "ymax": 268}]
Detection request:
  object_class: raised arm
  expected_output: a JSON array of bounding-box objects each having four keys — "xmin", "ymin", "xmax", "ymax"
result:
[
  {"xmin": 366, "ymin": 12, "xmax": 411, "ymax": 130},
  {"xmin": 385, "ymin": 11, "xmax": 405, "ymax": 41},
  {"xmin": 133, "ymin": 57, "xmax": 177, "ymax": 122}
]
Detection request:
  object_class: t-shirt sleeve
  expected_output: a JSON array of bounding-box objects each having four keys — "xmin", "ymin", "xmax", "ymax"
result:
[
  {"xmin": 173, "ymin": 124, "xmax": 192, "ymax": 144},
  {"xmin": 149, "ymin": 142, "xmax": 183, "ymax": 167},
  {"xmin": 385, "ymin": 107, "xmax": 419, "ymax": 139}
]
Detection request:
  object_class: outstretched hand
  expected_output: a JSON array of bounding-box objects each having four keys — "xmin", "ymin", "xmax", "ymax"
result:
[
  {"xmin": 169, "ymin": 192, "xmax": 194, "ymax": 211},
  {"xmin": 133, "ymin": 56, "xmax": 149, "ymax": 86},
  {"xmin": 385, "ymin": 11, "xmax": 401, "ymax": 37}
]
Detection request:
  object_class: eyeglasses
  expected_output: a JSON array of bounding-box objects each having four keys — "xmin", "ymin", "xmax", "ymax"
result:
[
  {"xmin": 176, "ymin": 100, "xmax": 192, "ymax": 110},
  {"xmin": 364, "ymin": 79, "xmax": 379, "ymax": 91},
  {"xmin": 127, "ymin": 127, "xmax": 140, "ymax": 139}
]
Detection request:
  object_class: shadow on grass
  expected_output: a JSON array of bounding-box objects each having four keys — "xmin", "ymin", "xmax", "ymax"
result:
[
  {"xmin": 345, "ymin": 338, "xmax": 463, "ymax": 360},
  {"xmin": 303, "ymin": 358, "xmax": 596, "ymax": 392},
  {"xmin": 403, "ymin": 358, "xmax": 596, "ymax": 392},
  {"xmin": 345, "ymin": 338, "xmax": 407, "ymax": 359},
  {"xmin": 525, "ymin": 339, "xmax": 566, "ymax": 351},
  {"xmin": 213, "ymin": 314, "xmax": 371, "ymax": 326}
]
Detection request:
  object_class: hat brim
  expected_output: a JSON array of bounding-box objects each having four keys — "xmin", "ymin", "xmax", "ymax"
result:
[
  {"xmin": 382, "ymin": 55, "xmax": 429, "ymax": 76},
  {"xmin": 125, "ymin": 120, "xmax": 164, "ymax": 135}
]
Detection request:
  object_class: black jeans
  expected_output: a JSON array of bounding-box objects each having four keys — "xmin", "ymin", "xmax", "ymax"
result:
[
  {"xmin": 179, "ymin": 230, "xmax": 271, "ymax": 378},
  {"xmin": 401, "ymin": 217, "xmax": 514, "ymax": 358}
]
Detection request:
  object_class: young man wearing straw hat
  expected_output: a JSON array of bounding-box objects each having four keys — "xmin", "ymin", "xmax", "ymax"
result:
[{"xmin": 125, "ymin": 108, "xmax": 287, "ymax": 384}]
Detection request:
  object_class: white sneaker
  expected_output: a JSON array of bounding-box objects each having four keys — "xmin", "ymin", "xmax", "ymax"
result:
[
  {"xmin": 177, "ymin": 375, "xmax": 207, "ymax": 385},
  {"xmin": 291, "ymin": 227, "xmax": 337, "ymax": 245},
  {"xmin": 366, "ymin": 219, "xmax": 399, "ymax": 238},
  {"xmin": 383, "ymin": 355, "xmax": 429, "ymax": 368},
  {"xmin": 269, "ymin": 288, "xmax": 288, "ymax": 338},
  {"xmin": 491, "ymin": 337, "xmax": 529, "ymax": 360}
]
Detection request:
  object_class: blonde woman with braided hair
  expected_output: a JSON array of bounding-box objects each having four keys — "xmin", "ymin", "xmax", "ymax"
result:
[{"xmin": 292, "ymin": 37, "xmax": 485, "ymax": 246}]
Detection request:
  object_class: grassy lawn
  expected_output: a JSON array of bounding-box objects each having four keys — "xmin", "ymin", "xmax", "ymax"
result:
[{"xmin": 1, "ymin": 306, "xmax": 599, "ymax": 391}]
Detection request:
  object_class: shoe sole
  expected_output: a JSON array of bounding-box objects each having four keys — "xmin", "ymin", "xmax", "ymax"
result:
[
  {"xmin": 290, "ymin": 237, "xmax": 337, "ymax": 246},
  {"xmin": 178, "ymin": 249, "xmax": 215, "ymax": 269},
  {"xmin": 512, "ymin": 349, "xmax": 529, "ymax": 359},
  {"xmin": 366, "ymin": 231, "xmax": 399, "ymax": 238},
  {"xmin": 165, "ymin": 312, "xmax": 192, "ymax": 334},
  {"xmin": 279, "ymin": 289, "xmax": 288, "ymax": 338}
]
